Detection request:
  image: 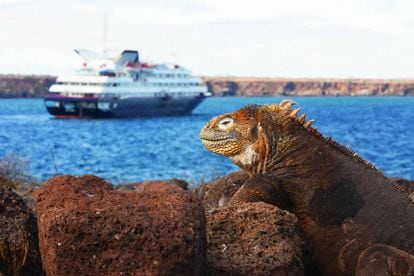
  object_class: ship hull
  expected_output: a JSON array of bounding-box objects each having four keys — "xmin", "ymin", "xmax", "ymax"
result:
[{"xmin": 44, "ymin": 94, "xmax": 206, "ymax": 118}]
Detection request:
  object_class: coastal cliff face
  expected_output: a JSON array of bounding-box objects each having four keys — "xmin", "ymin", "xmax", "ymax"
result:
[
  {"xmin": 202, "ymin": 77, "xmax": 414, "ymax": 97},
  {"xmin": 1, "ymin": 74, "xmax": 414, "ymax": 97},
  {"xmin": 0, "ymin": 75, "xmax": 55, "ymax": 98}
]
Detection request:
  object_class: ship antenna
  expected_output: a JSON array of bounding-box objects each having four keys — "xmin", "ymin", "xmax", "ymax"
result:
[{"xmin": 103, "ymin": 11, "xmax": 108, "ymax": 56}]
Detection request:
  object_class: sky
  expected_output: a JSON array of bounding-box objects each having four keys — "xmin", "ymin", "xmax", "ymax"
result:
[{"xmin": 1, "ymin": 0, "xmax": 414, "ymax": 78}]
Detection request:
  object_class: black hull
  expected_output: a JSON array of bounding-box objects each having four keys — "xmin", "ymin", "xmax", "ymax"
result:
[{"xmin": 44, "ymin": 95, "xmax": 206, "ymax": 118}]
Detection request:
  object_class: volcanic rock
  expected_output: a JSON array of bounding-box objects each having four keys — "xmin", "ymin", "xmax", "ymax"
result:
[
  {"xmin": 168, "ymin": 178, "xmax": 189, "ymax": 190},
  {"xmin": 133, "ymin": 180, "xmax": 185, "ymax": 193},
  {"xmin": 121, "ymin": 179, "xmax": 187, "ymax": 193},
  {"xmin": 117, "ymin": 178, "xmax": 188, "ymax": 192},
  {"xmin": 193, "ymin": 171, "xmax": 249, "ymax": 210},
  {"xmin": 34, "ymin": 174, "xmax": 206, "ymax": 275},
  {"xmin": 0, "ymin": 185, "xmax": 43, "ymax": 275},
  {"xmin": 206, "ymin": 202, "xmax": 305, "ymax": 275}
]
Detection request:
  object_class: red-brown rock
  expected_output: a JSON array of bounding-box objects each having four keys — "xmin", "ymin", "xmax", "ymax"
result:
[
  {"xmin": 193, "ymin": 171, "xmax": 249, "ymax": 210},
  {"xmin": 118, "ymin": 178, "xmax": 188, "ymax": 192},
  {"xmin": 129, "ymin": 180, "xmax": 185, "ymax": 193},
  {"xmin": 34, "ymin": 174, "xmax": 206, "ymax": 275},
  {"xmin": 0, "ymin": 185, "xmax": 43, "ymax": 275},
  {"xmin": 206, "ymin": 202, "xmax": 305, "ymax": 275}
]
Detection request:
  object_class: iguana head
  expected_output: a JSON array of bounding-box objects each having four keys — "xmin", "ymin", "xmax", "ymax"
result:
[
  {"xmin": 199, "ymin": 100, "xmax": 309, "ymax": 175},
  {"xmin": 199, "ymin": 104, "xmax": 260, "ymax": 156}
]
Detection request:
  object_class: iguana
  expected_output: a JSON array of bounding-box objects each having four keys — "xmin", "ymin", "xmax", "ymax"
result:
[{"xmin": 199, "ymin": 100, "xmax": 414, "ymax": 275}]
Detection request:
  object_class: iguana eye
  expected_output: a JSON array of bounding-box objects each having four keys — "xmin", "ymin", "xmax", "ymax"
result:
[{"xmin": 218, "ymin": 117, "xmax": 234, "ymax": 130}]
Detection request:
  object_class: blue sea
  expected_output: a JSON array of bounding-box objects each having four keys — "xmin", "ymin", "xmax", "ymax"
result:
[{"xmin": 0, "ymin": 97, "xmax": 413, "ymax": 185}]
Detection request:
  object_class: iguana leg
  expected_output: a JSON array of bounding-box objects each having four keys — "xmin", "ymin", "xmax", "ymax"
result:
[
  {"xmin": 356, "ymin": 244, "xmax": 414, "ymax": 276},
  {"xmin": 229, "ymin": 174, "xmax": 291, "ymax": 210}
]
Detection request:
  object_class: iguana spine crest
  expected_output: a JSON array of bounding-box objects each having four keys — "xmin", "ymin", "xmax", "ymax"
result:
[{"xmin": 266, "ymin": 100, "xmax": 412, "ymax": 203}]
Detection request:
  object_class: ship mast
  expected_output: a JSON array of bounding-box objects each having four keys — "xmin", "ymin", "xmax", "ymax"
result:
[{"xmin": 102, "ymin": 11, "xmax": 108, "ymax": 56}]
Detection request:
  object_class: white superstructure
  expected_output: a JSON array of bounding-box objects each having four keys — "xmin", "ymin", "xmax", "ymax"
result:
[
  {"xmin": 45, "ymin": 49, "xmax": 211, "ymax": 117},
  {"xmin": 49, "ymin": 49, "xmax": 209, "ymax": 98}
]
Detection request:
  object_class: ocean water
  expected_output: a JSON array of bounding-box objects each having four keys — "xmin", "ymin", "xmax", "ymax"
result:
[{"xmin": 0, "ymin": 97, "xmax": 413, "ymax": 185}]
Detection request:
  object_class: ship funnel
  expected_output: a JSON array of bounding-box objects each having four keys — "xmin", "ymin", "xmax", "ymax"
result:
[{"xmin": 116, "ymin": 50, "xmax": 139, "ymax": 67}]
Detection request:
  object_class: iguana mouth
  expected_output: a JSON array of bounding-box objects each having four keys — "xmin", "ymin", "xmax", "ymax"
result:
[
  {"xmin": 199, "ymin": 136, "xmax": 233, "ymax": 143},
  {"xmin": 199, "ymin": 132, "xmax": 235, "ymax": 142}
]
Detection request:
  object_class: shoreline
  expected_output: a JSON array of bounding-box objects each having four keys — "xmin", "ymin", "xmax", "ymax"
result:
[{"xmin": 1, "ymin": 74, "xmax": 414, "ymax": 98}]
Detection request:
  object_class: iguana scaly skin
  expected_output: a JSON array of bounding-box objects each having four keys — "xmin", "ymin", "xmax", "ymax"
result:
[{"xmin": 199, "ymin": 100, "xmax": 414, "ymax": 275}]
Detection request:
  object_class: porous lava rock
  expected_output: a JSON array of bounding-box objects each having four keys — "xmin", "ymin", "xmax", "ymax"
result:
[
  {"xmin": 206, "ymin": 202, "xmax": 305, "ymax": 275},
  {"xmin": 193, "ymin": 171, "xmax": 249, "ymax": 210},
  {"xmin": 168, "ymin": 178, "xmax": 189, "ymax": 190},
  {"xmin": 0, "ymin": 185, "xmax": 43, "ymax": 275},
  {"xmin": 34, "ymin": 174, "xmax": 206, "ymax": 275},
  {"xmin": 117, "ymin": 178, "xmax": 188, "ymax": 192},
  {"xmin": 128, "ymin": 180, "xmax": 186, "ymax": 193}
]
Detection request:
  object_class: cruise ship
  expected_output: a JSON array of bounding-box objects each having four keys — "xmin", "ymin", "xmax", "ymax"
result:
[{"xmin": 44, "ymin": 49, "xmax": 211, "ymax": 118}]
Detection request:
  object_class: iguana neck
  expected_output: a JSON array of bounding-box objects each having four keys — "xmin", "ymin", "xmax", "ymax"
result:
[
  {"xmin": 258, "ymin": 123, "xmax": 380, "ymax": 207},
  {"xmin": 269, "ymin": 128, "xmax": 333, "ymax": 182}
]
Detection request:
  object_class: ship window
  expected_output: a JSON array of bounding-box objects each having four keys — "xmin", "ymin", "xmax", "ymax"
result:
[
  {"xmin": 98, "ymin": 102, "xmax": 110, "ymax": 110},
  {"xmin": 80, "ymin": 102, "xmax": 96, "ymax": 108},
  {"xmin": 63, "ymin": 103, "xmax": 76, "ymax": 112},
  {"xmin": 100, "ymin": 71, "xmax": 116, "ymax": 77},
  {"xmin": 45, "ymin": 101, "xmax": 60, "ymax": 107}
]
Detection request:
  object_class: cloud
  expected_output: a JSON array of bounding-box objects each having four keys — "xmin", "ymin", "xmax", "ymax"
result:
[{"xmin": 1, "ymin": 0, "xmax": 414, "ymax": 78}]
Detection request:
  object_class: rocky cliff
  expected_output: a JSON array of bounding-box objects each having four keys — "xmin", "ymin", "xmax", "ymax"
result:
[
  {"xmin": 0, "ymin": 75, "xmax": 55, "ymax": 98},
  {"xmin": 2, "ymin": 74, "xmax": 414, "ymax": 97},
  {"xmin": 202, "ymin": 77, "xmax": 414, "ymax": 96}
]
